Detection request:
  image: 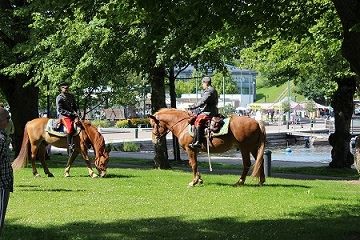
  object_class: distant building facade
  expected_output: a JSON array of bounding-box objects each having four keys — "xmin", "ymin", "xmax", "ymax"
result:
[{"xmin": 174, "ymin": 64, "xmax": 257, "ymax": 108}]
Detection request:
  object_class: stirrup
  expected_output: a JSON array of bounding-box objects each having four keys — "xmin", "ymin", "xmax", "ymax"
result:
[{"xmin": 189, "ymin": 142, "xmax": 202, "ymax": 149}]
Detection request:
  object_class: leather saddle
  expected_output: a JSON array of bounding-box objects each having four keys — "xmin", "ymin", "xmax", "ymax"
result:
[
  {"xmin": 188, "ymin": 115, "xmax": 230, "ymax": 137},
  {"xmin": 45, "ymin": 119, "xmax": 81, "ymax": 137}
]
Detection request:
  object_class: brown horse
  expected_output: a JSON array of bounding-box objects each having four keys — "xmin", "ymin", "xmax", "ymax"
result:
[
  {"xmin": 12, "ymin": 118, "xmax": 110, "ymax": 178},
  {"xmin": 149, "ymin": 108, "xmax": 266, "ymax": 186}
]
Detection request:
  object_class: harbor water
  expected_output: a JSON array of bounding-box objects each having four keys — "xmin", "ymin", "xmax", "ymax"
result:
[{"xmin": 267, "ymin": 145, "xmax": 331, "ymax": 164}]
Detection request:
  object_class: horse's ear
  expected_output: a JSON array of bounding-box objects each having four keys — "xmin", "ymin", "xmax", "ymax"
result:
[{"xmin": 148, "ymin": 115, "xmax": 159, "ymax": 124}]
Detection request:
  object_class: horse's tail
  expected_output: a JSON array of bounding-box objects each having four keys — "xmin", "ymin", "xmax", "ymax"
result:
[
  {"xmin": 12, "ymin": 126, "xmax": 30, "ymax": 170},
  {"xmin": 251, "ymin": 120, "xmax": 266, "ymax": 178}
]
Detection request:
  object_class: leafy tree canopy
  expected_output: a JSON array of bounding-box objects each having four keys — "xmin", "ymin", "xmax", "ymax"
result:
[{"xmin": 239, "ymin": 0, "xmax": 353, "ymax": 104}]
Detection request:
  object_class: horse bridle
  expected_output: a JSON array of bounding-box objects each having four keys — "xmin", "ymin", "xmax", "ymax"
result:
[{"xmin": 152, "ymin": 116, "xmax": 190, "ymax": 140}]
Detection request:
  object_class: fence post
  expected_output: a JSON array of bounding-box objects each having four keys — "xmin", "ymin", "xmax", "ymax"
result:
[
  {"xmin": 264, "ymin": 150, "xmax": 272, "ymax": 177},
  {"xmin": 135, "ymin": 128, "xmax": 139, "ymax": 139}
]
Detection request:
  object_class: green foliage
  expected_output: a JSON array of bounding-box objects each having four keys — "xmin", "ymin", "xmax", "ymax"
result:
[
  {"xmin": 305, "ymin": 100, "xmax": 317, "ymax": 113},
  {"xmin": 175, "ymin": 79, "xmax": 197, "ymax": 96},
  {"xmin": 130, "ymin": 118, "xmax": 150, "ymax": 128},
  {"xmin": 121, "ymin": 142, "xmax": 141, "ymax": 152},
  {"xmin": 175, "ymin": 69, "xmax": 239, "ymax": 97},
  {"xmin": 115, "ymin": 118, "xmax": 149, "ymax": 128},
  {"xmin": 211, "ymin": 71, "xmax": 239, "ymax": 94},
  {"xmin": 91, "ymin": 119, "xmax": 112, "ymax": 128},
  {"xmin": 219, "ymin": 104, "xmax": 236, "ymax": 116},
  {"xmin": 115, "ymin": 119, "xmax": 133, "ymax": 128},
  {"xmin": 281, "ymin": 101, "xmax": 291, "ymax": 113},
  {"xmin": 239, "ymin": 1, "xmax": 351, "ymax": 104}
]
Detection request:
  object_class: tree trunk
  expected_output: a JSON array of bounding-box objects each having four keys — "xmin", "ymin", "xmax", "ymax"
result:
[
  {"xmin": 150, "ymin": 65, "xmax": 170, "ymax": 169},
  {"xmin": 0, "ymin": 77, "xmax": 39, "ymax": 155},
  {"xmin": 332, "ymin": 0, "xmax": 360, "ymax": 75},
  {"xmin": 168, "ymin": 67, "xmax": 181, "ymax": 162},
  {"xmin": 328, "ymin": 77, "xmax": 356, "ymax": 168}
]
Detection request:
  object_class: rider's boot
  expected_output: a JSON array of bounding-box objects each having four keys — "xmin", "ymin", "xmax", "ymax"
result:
[
  {"xmin": 67, "ymin": 134, "xmax": 75, "ymax": 156},
  {"xmin": 189, "ymin": 126, "xmax": 203, "ymax": 149}
]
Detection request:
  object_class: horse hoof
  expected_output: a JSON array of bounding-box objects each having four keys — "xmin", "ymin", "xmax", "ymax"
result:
[
  {"xmin": 64, "ymin": 172, "xmax": 70, "ymax": 177},
  {"xmin": 233, "ymin": 181, "xmax": 245, "ymax": 187},
  {"xmin": 48, "ymin": 173, "xmax": 55, "ymax": 177},
  {"xmin": 34, "ymin": 173, "xmax": 41, "ymax": 178},
  {"xmin": 188, "ymin": 178, "xmax": 201, "ymax": 187},
  {"xmin": 90, "ymin": 173, "xmax": 99, "ymax": 178}
]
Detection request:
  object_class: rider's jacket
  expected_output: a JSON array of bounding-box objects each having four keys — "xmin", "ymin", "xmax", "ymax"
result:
[
  {"xmin": 56, "ymin": 92, "xmax": 78, "ymax": 118},
  {"xmin": 189, "ymin": 86, "xmax": 218, "ymax": 116}
]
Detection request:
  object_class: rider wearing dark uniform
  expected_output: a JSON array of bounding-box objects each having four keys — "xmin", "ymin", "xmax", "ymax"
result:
[
  {"xmin": 188, "ymin": 76, "xmax": 218, "ymax": 149},
  {"xmin": 56, "ymin": 82, "xmax": 79, "ymax": 155}
]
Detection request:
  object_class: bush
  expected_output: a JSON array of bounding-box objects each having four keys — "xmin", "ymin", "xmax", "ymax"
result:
[
  {"xmin": 131, "ymin": 118, "xmax": 150, "ymax": 127},
  {"xmin": 122, "ymin": 142, "xmax": 141, "ymax": 152},
  {"xmin": 91, "ymin": 119, "xmax": 112, "ymax": 128},
  {"xmin": 115, "ymin": 119, "xmax": 132, "ymax": 128},
  {"xmin": 115, "ymin": 118, "xmax": 150, "ymax": 128}
]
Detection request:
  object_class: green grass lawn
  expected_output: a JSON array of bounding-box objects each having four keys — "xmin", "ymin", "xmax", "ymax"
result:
[
  {"xmin": 4, "ymin": 155, "xmax": 360, "ymax": 240},
  {"xmin": 255, "ymin": 80, "xmax": 305, "ymax": 103}
]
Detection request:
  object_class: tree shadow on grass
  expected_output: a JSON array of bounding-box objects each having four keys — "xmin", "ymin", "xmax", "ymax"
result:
[
  {"xmin": 209, "ymin": 182, "xmax": 311, "ymax": 189},
  {"xmin": 75, "ymin": 173, "xmax": 135, "ymax": 179},
  {"xmin": 5, "ymin": 204, "xmax": 360, "ymax": 240}
]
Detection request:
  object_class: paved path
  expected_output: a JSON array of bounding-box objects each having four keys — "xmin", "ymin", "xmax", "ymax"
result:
[
  {"xmin": 93, "ymin": 122, "xmax": 331, "ymax": 168},
  {"xmin": 99, "ymin": 121, "xmax": 330, "ymax": 144}
]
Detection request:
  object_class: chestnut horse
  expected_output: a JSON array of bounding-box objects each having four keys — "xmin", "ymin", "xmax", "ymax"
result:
[
  {"xmin": 12, "ymin": 118, "xmax": 110, "ymax": 178},
  {"xmin": 149, "ymin": 108, "xmax": 266, "ymax": 186}
]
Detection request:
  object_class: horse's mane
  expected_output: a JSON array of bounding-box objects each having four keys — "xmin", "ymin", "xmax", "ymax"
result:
[
  {"xmin": 81, "ymin": 121, "xmax": 106, "ymax": 157},
  {"xmin": 155, "ymin": 108, "xmax": 192, "ymax": 125},
  {"xmin": 156, "ymin": 108, "xmax": 190, "ymax": 116}
]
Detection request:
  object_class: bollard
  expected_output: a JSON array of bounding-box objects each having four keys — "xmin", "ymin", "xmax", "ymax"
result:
[
  {"xmin": 304, "ymin": 137, "xmax": 310, "ymax": 148},
  {"xmin": 264, "ymin": 150, "xmax": 272, "ymax": 177},
  {"xmin": 135, "ymin": 128, "xmax": 139, "ymax": 138}
]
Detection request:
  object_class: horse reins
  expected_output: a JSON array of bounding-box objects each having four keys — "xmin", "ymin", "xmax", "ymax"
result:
[{"xmin": 154, "ymin": 116, "xmax": 191, "ymax": 139}]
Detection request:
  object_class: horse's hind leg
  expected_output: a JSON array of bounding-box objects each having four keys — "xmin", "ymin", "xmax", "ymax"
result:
[
  {"xmin": 30, "ymin": 144, "xmax": 41, "ymax": 177},
  {"xmin": 64, "ymin": 151, "xmax": 78, "ymax": 177},
  {"xmin": 251, "ymin": 150, "xmax": 265, "ymax": 186},
  {"xmin": 234, "ymin": 150, "xmax": 251, "ymax": 186},
  {"xmin": 38, "ymin": 144, "xmax": 54, "ymax": 177}
]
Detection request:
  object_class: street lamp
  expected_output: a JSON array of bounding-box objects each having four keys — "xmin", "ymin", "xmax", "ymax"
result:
[
  {"xmin": 223, "ymin": 74, "xmax": 226, "ymax": 108},
  {"xmin": 287, "ymin": 79, "xmax": 291, "ymax": 129}
]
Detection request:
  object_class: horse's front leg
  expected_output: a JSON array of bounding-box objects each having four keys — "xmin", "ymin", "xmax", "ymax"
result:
[
  {"xmin": 80, "ymin": 147, "xmax": 98, "ymax": 178},
  {"xmin": 234, "ymin": 150, "xmax": 251, "ymax": 187},
  {"xmin": 187, "ymin": 148, "xmax": 202, "ymax": 187}
]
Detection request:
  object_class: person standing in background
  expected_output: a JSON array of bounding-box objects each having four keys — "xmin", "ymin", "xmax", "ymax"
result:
[{"xmin": 0, "ymin": 107, "xmax": 13, "ymax": 236}]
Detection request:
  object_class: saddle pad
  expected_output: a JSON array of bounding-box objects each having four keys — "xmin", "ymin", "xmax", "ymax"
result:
[
  {"xmin": 188, "ymin": 118, "xmax": 230, "ymax": 137},
  {"xmin": 45, "ymin": 119, "xmax": 81, "ymax": 137}
]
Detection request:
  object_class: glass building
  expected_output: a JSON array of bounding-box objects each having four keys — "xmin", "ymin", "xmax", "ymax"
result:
[{"xmin": 175, "ymin": 64, "xmax": 257, "ymax": 104}]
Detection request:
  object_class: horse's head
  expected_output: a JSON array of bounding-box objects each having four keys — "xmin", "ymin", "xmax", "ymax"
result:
[
  {"xmin": 80, "ymin": 120, "xmax": 110, "ymax": 177},
  {"xmin": 148, "ymin": 114, "xmax": 168, "ymax": 143},
  {"xmin": 94, "ymin": 148, "xmax": 110, "ymax": 178}
]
